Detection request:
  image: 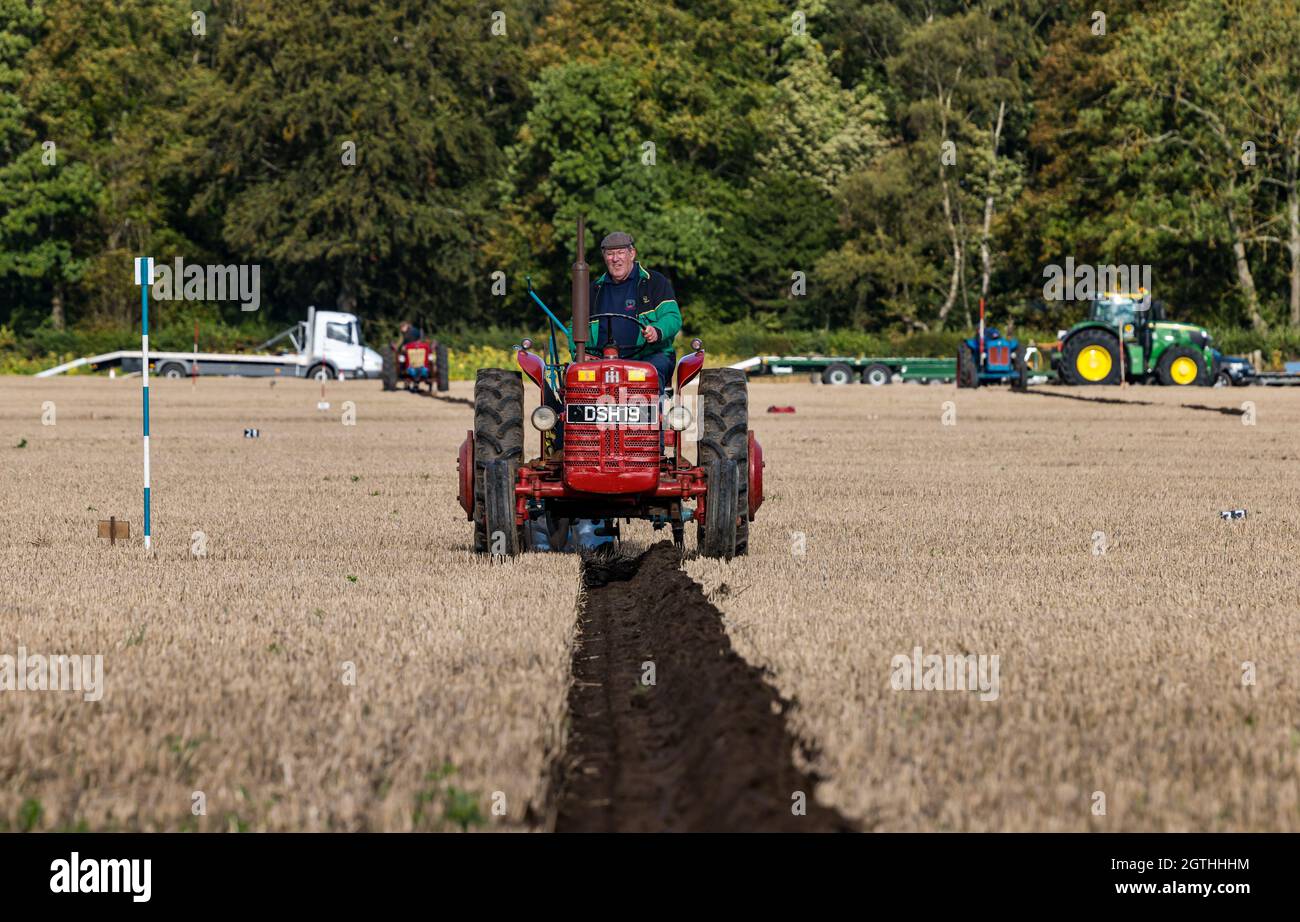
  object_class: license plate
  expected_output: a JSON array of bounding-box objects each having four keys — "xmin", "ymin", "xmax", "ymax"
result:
[{"xmin": 566, "ymin": 403, "xmax": 658, "ymax": 425}]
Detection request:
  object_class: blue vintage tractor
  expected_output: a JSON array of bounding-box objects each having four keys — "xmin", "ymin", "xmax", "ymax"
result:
[{"xmin": 957, "ymin": 300, "xmax": 1027, "ymax": 390}]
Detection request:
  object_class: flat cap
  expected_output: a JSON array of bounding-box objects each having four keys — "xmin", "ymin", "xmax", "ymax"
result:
[{"xmin": 599, "ymin": 231, "xmax": 635, "ymax": 250}]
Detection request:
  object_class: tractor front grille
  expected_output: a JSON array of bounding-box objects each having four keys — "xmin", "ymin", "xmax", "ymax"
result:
[{"xmin": 563, "ymin": 377, "xmax": 660, "ymax": 473}]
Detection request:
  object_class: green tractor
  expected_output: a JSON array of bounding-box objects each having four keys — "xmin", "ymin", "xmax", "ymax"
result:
[{"xmin": 1055, "ymin": 291, "xmax": 1215, "ymax": 386}]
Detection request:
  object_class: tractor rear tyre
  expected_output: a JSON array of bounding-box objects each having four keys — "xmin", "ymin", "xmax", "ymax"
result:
[
  {"xmin": 1157, "ymin": 345, "xmax": 1208, "ymax": 386},
  {"xmin": 822, "ymin": 363, "xmax": 854, "ymax": 386},
  {"xmin": 862, "ymin": 363, "xmax": 892, "ymax": 386},
  {"xmin": 698, "ymin": 368, "xmax": 749, "ymax": 556},
  {"xmin": 473, "ymin": 368, "xmax": 524, "ymax": 555},
  {"xmin": 700, "ymin": 459, "xmax": 739, "ymax": 560},
  {"xmin": 957, "ymin": 343, "xmax": 979, "ymax": 389},
  {"xmin": 436, "ymin": 342, "xmax": 449, "ymax": 392},
  {"xmin": 381, "ymin": 349, "xmax": 397, "ymax": 391},
  {"xmin": 1060, "ymin": 329, "xmax": 1121, "ymax": 385},
  {"xmin": 1012, "ymin": 344, "xmax": 1028, "ymax": 391}
]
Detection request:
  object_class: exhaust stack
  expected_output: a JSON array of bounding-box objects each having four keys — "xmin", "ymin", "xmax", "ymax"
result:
[{"xmin": 572, "ymin": 215, "xmax": 589, "ymax": 362}]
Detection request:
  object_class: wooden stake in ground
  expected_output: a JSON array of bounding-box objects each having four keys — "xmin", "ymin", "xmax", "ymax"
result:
[
  {"xmin": 98, "ymin": 517, "xmax": 130, "ymax": 545},
  {"xmin": 1118, "ymin": 314, "xmax": 1126, "ymax": 389}
]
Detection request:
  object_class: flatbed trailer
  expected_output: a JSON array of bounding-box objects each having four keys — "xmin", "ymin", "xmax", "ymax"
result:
[
  {"xmin": 729, "ymin": 354, "xmax": 957, "ymax": 385},
  {"xmin": 1250, "ymin": 371, "xmax": 1300, "ymax": 386},
  {"xmin": 36, "ymin": 307, "xmax": 384, "ymax": 381},
  {"xmin": 37, "ymin": 349, "xmax": 326, "ymax": 379}
]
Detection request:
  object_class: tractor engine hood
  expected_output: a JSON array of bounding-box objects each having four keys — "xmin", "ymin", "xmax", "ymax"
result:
[{"xmin": 562, "ymin": 359, "xmax": 662, "ymax": 495}]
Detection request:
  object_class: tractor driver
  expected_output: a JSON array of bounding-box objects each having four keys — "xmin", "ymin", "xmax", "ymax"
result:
[
  {"xmin": 588, "ymin": 231, "xmax": 682, "ymax": 393},
  {"xmin": 398, "ymin": 321, "xmax": 423, "ymax": 345},
  {"xmin": 566, "ymin": 233, "xmax": 683, "ymax": 551}
]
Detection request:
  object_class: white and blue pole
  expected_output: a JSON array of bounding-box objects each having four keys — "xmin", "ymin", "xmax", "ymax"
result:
[{"xmin": 134, "ymin": 256, "xmax": 154, "ymax": 551}]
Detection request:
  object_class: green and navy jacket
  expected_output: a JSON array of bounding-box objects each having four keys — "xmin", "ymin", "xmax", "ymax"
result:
[{"xmin": 587, "ymin": 263, "xmax": 681, "ymax": 359}]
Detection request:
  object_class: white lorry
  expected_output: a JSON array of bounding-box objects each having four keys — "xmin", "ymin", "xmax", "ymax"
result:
[{"xmin": 36, "ymin": 307, "xmax": 385, "ymax": 380}]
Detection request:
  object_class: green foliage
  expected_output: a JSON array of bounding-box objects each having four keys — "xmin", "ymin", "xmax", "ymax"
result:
[{"xmin": 179, "ymin": 0, "xmax": 526, "ymax": 326}]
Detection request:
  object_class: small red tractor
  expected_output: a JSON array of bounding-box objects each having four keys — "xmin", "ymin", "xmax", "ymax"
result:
[
  {"xmin": 383, "ymin": 335, "xmax": 448, "ymax": 394},
  {"xmin": 456, "ymin": 217, "xmax": 763, "ymax": 558}
]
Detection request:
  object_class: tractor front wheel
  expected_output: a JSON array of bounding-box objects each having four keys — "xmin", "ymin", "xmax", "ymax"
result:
[
  {"xmin": 1012, "ymin": 344, "xmax": 1028, "ymax": 391},
  {"xmin": 436, "ymin": 342, "xmax": 449, "ymax": 392},
  {"xmin": 1157, "ymin": 346, "xmax": 1208, "ymax": 386},
  {"xmin": 381, "ymin": 350, "xmax": 397, "ymax": 391},
  {"xmin": 700, "ymin": 459, "xmax": 739, "ymax": 559},
  {"xmin": 698, "ymin": 368, "xmax": 749, "ymax": 557},
  {"xmin": 483, "ymin": 460, "xmax": 521, "ymax": 556},
  {"xmin": 473, "ymin": 368, "xmax": 524, "ymax": 554},
  {"xmin": 1061, "ymin": 329, "xmax": 1121, "ymax": 385},
  {"xmin": 957, "ymin": 343, "xmax": 979, "ymax": 388}
]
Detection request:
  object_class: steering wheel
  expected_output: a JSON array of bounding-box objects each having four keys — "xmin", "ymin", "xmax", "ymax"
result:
[{"xmin": 588, "ymin": 312, "xmax": 653, "ymax": 358}]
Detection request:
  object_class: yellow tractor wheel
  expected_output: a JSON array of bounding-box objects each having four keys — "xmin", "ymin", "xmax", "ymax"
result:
[
  {"xmin": 1157, "ymin": 346, "xmax": 1207, "ymax": 386},
  {"xmin": 1061, "ymin": 330, "xmax": 1121, "ymax": 385},
  {"xmin": 1076, "ymin": 345, "xmax": 1113, "ymax": 382},
  {"xmin": 1169, "ymin": 356, "xmax": 1198, "ymax": 385}
]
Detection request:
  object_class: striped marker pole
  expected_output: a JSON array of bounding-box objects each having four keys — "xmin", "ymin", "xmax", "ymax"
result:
[{"xmin": 135, "ymin": 257, "xmax": 154, "ymax": 551}]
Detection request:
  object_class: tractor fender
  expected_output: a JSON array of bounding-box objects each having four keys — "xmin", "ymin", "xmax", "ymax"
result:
[
  {"xmin": 515, "ymin": 347, "xmax": 546, "ymax": 390},
  {"xmin": 676, "ymin": 349, "xmax": 706, "ymax": 391},
  {"xmin": 457, "ymin": 429, "xmax": 474, "ymax": 520},
  {"xmin": 747, "ymin": 430, "xmax": 764, "ymax": 520},
  {"xmin": 1062, "ymin": 321, "xmax": 1122, "ymax": 342}
]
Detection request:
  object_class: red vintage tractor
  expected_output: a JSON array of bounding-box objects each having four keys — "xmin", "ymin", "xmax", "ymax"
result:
[
  {"xmin": 382, "ymin": 336, "xmax": 448, "ymax": 394},
  {"xmin": 456, "ymin": 217, "xmax": 763, "ymax": 558}
]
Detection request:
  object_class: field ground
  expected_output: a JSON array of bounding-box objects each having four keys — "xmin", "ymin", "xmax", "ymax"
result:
[
  {"xmin": 0, "ymin": 375, "xmax": 577, "ymax": 831},
  {"xmin": 685, "ymin": 379, "xmax": 1300, "ymax": 830},
  {"xmin": 2, "ymin": 373, "xmax": 1298, "ymax": 831}
]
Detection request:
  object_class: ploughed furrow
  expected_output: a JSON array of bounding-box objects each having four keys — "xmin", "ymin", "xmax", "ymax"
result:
[{"xmin": 550, "ymin": 542, "xmax": 854, "ymax": 832}]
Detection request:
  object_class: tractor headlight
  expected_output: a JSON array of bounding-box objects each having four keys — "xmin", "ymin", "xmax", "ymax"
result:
[
  {"xmin": 531, "ymin": 406, "xmax": 558, "ymax": 431},
  {"xmin": 666, "ymin": 405, "xmax": 692, "ymax": 431}
]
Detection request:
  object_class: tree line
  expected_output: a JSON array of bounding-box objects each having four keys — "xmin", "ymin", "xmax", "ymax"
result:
[{"xmin": 2, "ymin": 0, "xmax": 1298, "ymax": 350}]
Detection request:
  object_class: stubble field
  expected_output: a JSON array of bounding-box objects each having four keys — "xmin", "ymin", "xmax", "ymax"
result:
[
  {"xmin": 0, "ymin": 374, "xmax": 577, "ymax": 831},
  {"xmin": 686, "ymin": 379, "xmax": 1300, "ymax": 830},
  {"xmin": 2, "ymin": 372, "xmax": 1298, "ymax": 831}
]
